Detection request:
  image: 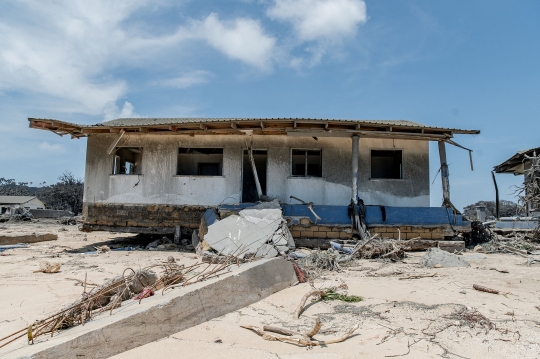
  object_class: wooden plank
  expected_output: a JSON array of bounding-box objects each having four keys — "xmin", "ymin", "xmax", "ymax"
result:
[{"xmin": 438, "ymin": 240, "xmax": 465, "ymax": 253}]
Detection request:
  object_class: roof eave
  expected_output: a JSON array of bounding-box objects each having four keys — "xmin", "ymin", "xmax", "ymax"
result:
[{"xmin": 28, "ymin": 117, "xmax": 480, "ymax": 139}]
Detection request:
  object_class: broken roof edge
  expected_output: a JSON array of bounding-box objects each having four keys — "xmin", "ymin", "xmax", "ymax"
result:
[
  {"xmin": 493, "ymin": 146, "xmax": 540, "ymax": 174},
  {"xmin": 28, "ymin": 117, "xmax": 481, "ymax": 139}
]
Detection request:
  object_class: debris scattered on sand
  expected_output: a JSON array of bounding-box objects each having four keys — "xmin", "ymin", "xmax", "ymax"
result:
[
  {"xmin": 241, "ymin": 320, "xmax": 359, "ymax": 347},
  {"xmin": 294, "ymin": 287, "xmax": 362, "ymax": 319},
  {"xmin": 0, "ymin": 259, "xmax": 235, "ymax": 349},
  {"xmin": 473, "ymin": 284, "xmax": 503, "ymax": 295},
  {"xmin": 35, "ymin": 261, "xmax": 61, "ymax": 273}
]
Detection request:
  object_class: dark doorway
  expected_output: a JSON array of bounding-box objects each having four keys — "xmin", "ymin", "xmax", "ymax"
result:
[{"xmin": 242, "ymin": 150, "xmax": 268, "ymax": 202}]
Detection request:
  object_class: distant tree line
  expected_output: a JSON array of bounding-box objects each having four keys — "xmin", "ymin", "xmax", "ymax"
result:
[
  {"xmin": 463, "ymin": 200, "xmax": 521, "ymax": 220},
  {"xmin": 0, "ymin": 172, "xmax": 83, "ymax": 214}
]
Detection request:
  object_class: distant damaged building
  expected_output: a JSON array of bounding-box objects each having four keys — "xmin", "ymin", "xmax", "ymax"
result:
[
  {"xmin": 29, "ymin": 117, "xmax": 480, "ymax": 240},
  {"xmin": 494, "ymin": 146, "xmax": 540, "ymax": 217}
]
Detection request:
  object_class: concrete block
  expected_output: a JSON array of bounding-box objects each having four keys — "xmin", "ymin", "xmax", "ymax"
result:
[
  {"xmin": 313, "ymin": 231, "xmax": 327, "ymax": 238},
  {"xmin": 317, "ymin": 226, "xmax": 331, "ymax": 232},
  {"xmin": 299, "ymin": 218, "xmax": 311, "ymax": 225},
  {"xmin": 29, "ymin": 209, "xmax": 72, "ymax": 218},
  {"xmin": 0, "ymin": 233, "xmax": 57, "ymax": 246},
  {"xmin": 339, "ymin": 231, "xmax": 353, "ymax": 239},
  {"xmin": 405, "ymin": 232, "xmax": 425, "ymax": 240},
  {"xmin": 290, "ymin": 231, "xmax": 301, "ymax": 238},
  {"xmin": 0, "ymin": 258, "xmax": 296, "ymax": 359},
  {"xmin": 300, "ymin": 231, "xmax": 313, "ymax": 237}
]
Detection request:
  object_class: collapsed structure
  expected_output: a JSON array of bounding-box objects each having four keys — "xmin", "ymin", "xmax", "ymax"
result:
[
  {"xmin": 494, "ymin": 146, "xmax": 540, "ymax": 217},
  {"xmin": 29, "ymin": 117, "xmax": 480, "ymax": 241}
]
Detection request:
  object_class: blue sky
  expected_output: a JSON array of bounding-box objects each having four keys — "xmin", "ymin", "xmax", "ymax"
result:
[{"xmin": 0, "ymin": 0, "xmax": 538, "ymax": 210}]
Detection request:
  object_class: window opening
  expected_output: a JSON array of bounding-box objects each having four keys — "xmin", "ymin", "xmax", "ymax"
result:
[
  {"xmin": 112, "ymin": 147, "xmax": 143, "ymax": 175},
  {"xmin": 291, "ymin": 149, "xmax": 322, "ymax": 177},
  {"xmin": 177, "ymin": 148, "xmax": 223, "ymax": 176},
  {"xmin": 371, "ymin": 150, "xmax": 403, "ymax": 179}
]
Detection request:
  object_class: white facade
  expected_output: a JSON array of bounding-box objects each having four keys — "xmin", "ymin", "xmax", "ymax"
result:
[
  {"xmin": 0, "ymin": 196, "xmax": 45, "ymax": 214},
  {"xmin": 84, "ymin": 134, "xmax": 430, "ymax": 208}
]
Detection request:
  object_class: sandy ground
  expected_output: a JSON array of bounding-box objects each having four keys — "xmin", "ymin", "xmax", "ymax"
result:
[
  {"xmin": 2, "ymin": 220, "xmax": 540, "ymax": 358},
  {"xmin": 0, "ymin": 220, "xmax": 200, "ymax": 339}
]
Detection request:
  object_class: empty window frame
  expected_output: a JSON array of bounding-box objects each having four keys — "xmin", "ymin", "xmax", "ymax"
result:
[
  {"xmin": 177, "ymin": 148, "xmax": 223, "ymax": 176},
  {"xmin": 291, "ymin": 149, "xmax": 322, "ymax": 177},
  {"xmin": 371, "ymin": 150, "xmax": 403, "ymax": 179},
  {"xmin": 113, "ymin": 147, "xmax": 143, "ymax": 175}
]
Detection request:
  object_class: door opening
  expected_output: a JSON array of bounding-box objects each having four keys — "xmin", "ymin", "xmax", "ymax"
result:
[{"xmin": 242, "ymin": 150, "xmax": 268, "ymax": 202}]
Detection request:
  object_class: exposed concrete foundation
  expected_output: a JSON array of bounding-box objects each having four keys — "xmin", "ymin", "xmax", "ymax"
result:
[
  {"xmin": 0, "ymin": 233, "xmax": 57, "ymax": 245},
  {"xmin": 29, "ymin": 209, "xmax": 73, "ymax": 219},
  {"xmin": 0, "ymin": 258, "xmax": 296, "ymax": 359},
  {"xmin": 82, "ymin": 202, "xmax": 206, "ymax": 232}
]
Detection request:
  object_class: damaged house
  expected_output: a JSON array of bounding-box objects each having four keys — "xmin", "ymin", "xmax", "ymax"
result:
[
  {"xmin": 29, "ymin": 117, "xmax": 479, "ymax": 243},
  {"xmin": 0, "ymin": 196, "xmax": 45, "ymax": 215},
  {"xmin": 493, "ymin": 146, "xmax": 540, "ymax": 219}
]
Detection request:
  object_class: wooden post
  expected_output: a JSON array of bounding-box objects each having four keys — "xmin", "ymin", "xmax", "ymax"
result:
[
  {"xmin": 438, "ymin": 141, "xmax": 450, "ymax": 204},
  {"xmin": 106, "ymin": 129, "xmax": 125, "ymax": 155},
  {"xmin": 491, "ymin": 171, "xmax": 500, "ymax": 220},
  {"xmin": 351, "ymin": 136, "xmax": 359, "ymax": 201}
]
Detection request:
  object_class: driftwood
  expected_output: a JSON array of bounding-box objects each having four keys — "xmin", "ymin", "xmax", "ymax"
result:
[
  {"xmin": 263, "ymin": 326, "xmax": 307, "ymax": 338},
  {"xmin": 293, "ymin": 238, "xmax": 333, "ymax": 249},
  {"xmin": 438, "ymin": 241, "xmax": 466, "ymax": 253},
  {"xmin": 305, "ymin": 317, "xmax": 322, "ymax": 338},
  {"xmin": 263, "ymin": 318, "xmax": 322, "ymax": 342},
  {"xmin": 241, "ymin": 322, "xmax": 359, "ymax": 347},
  {"xmin": 502, "ymin": 246, "xmax": 528, "ymax": 257},
  {"xmin": 473, "ymin": 284, "xmax": 500, "ymax": 294},
  {"xmin": 401, "ymin": 239, "xmax": 438, "ymax": 251},
  {"xmin": 398, "ymin": 273, "xmax": 437, "ymax": 280},
  {"xmin": 489, "ymin": 268, "xmax": 509, "ymax": 274},
  {"xmin": 294, "ymin": 290, "xmax": 325, "ymax": 319}
]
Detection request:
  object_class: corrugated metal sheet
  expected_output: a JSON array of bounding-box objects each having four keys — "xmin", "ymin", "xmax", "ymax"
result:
[
  {"xmin": 28, "ymin": 117, "xmax": 481, "ymax": 135},
  {"xmin": 100, "ymin": 117, "xmax": 426, "ymax": 127},
  {"xmin": 493, "ymin": 146, "xmax": 540, "ymax": 174}
]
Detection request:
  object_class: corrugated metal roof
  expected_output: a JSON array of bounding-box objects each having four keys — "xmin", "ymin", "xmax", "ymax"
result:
[
  {"xmin": 100, "ymin": 117, "xmax": 426, "ymax": 128},
  {"xmin": 28, "ymin": 117, "xmax": 481, "ymax": 137},
  {"xmin": 493, "ymin": 146, "xmax": 540, "ymax": 174},
  {"xmin": 0, "ymin": 196, "xmax": 37, "ymax": 204}
]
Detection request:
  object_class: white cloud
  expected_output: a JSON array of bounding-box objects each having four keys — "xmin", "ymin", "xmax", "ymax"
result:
[
  {"xmin": 157, "ymin": 70, "xmax": 214, "ymax": 88},
  {"xmin": 194, "ymin": 13, "xmax": 276, "ymax": 70},
  {"xmin": 0, "ymin": 0, "xmax": 150, "ymax": 114},
  {"xmin": 0, "ymin": 2, "xmax": 277, "ymax": 116},
  {"xmin": 267, "ymin": 0, "xmax": 367, "ymax": 41},
  {"xmin": 38, "ymin": 141, "xmax": 66, "ymax": 154},
  {"xmin": 103, "ymin": 101, "xmax": 140, "ymax": 121}
]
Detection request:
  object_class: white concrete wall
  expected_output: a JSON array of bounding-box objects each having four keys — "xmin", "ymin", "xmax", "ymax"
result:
[{"xmin": 84, "ymin": 134, "xmax": 430, "ymax": 207}]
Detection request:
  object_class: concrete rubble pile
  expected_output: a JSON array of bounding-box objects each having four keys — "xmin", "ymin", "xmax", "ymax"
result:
[{"xmin": 198, "ymin": 200, "xmax": 295, "ymax": 260}]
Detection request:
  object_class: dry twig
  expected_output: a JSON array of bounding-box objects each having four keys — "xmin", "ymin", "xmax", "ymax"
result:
[{"xmin": 473, "ymin": 284, "xmax": 500, "ymax": 295}]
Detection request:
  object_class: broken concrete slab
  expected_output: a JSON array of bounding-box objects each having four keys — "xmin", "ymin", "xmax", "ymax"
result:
[
  {"xmin": 420, "ymin": 247, "xmax": 470, "ymax": 268},
  {"xmin": 0, "ymin": 233, "xmax": 57, "ymax": 245},
  {"xmin": 0, "ymin": 257, "xmax": 296, "ymax": 359},
  {"xmin": 203, "ymin": 206, "xmax": 293, "ymax": 259}
]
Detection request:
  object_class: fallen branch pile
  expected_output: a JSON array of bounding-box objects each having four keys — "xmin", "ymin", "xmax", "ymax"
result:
[
  {"xmin": 0, "ymin": 260, "xmax": 234, "ymax": 349},
  {"xmin": 296, "ymin": 235, "xmax": 406, "ymax": 278}
]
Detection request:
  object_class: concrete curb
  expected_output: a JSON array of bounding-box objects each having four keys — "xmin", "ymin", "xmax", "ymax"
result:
[
  {"xmin": 0, "ymin": 233, "xmax": 57, "ymax": 245},
  {"xmin": 0, "ymin": 258, "xmax": 296, "ymax": 359}
]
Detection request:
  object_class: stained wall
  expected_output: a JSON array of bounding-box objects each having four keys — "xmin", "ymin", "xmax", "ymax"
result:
[{"xmin": 83, "ymin": 134, "xmax": 430, "ymax": 209}]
